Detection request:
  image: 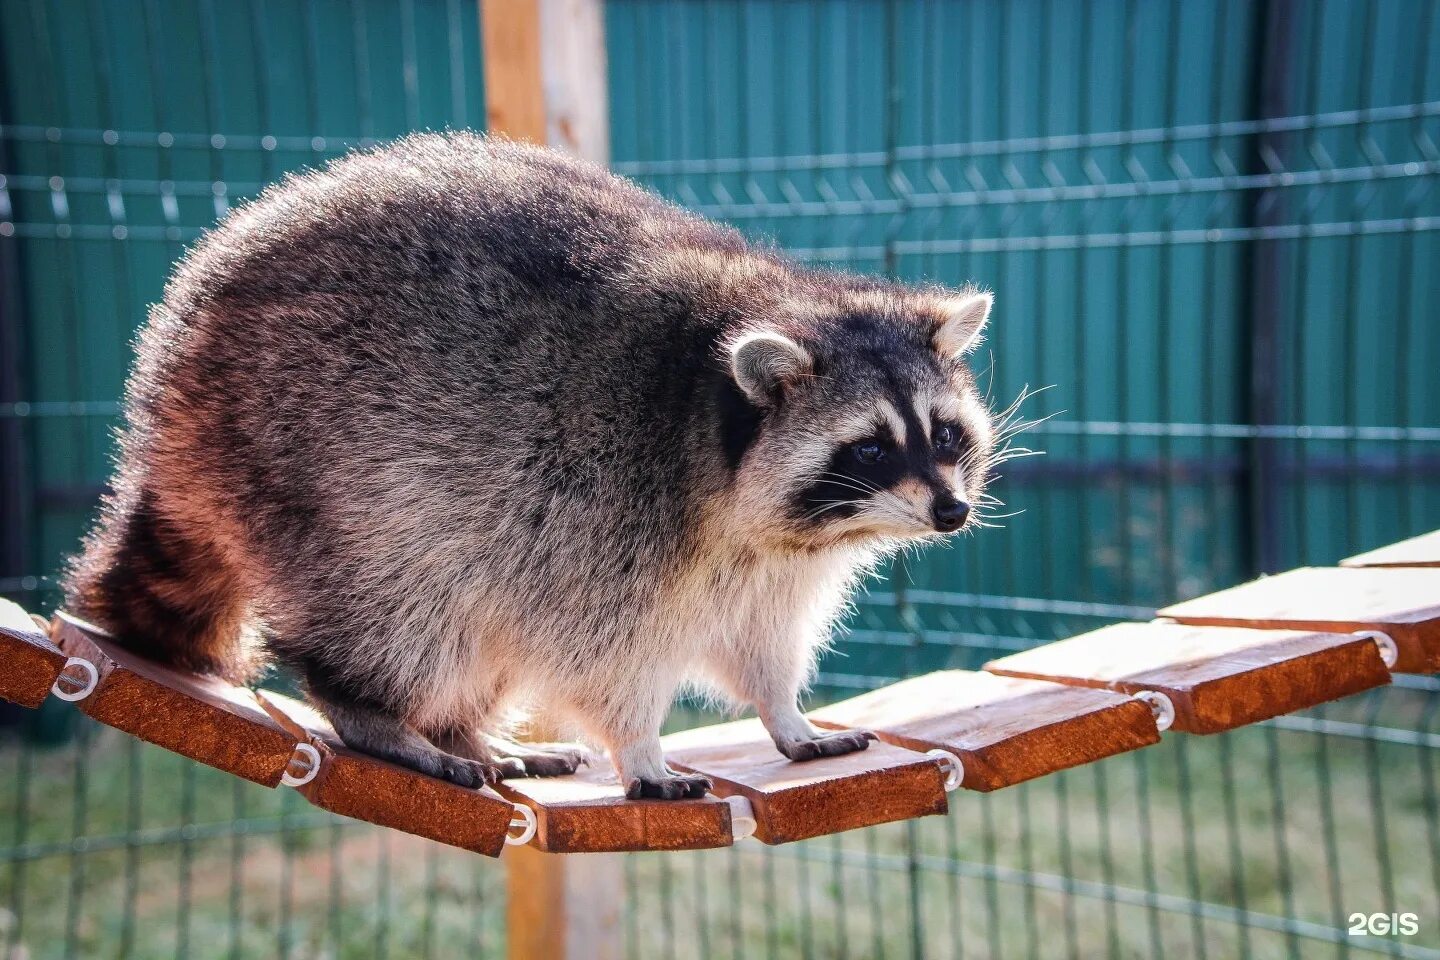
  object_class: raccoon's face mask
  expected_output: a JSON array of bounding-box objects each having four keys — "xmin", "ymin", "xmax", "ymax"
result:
[{"xmin": 727, "ymin": 289, "xmax": 997, "ymax": 546}]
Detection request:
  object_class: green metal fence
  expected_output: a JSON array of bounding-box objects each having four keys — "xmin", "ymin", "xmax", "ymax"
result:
[{"xmin": 3, "ymin": 0, "xmax": 1440, "ymax": 957}]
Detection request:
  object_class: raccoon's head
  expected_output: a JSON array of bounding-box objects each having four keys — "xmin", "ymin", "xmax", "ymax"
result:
[{"xmin": 722, "ymin": 284, "xmax": 998, "ymax": 551}]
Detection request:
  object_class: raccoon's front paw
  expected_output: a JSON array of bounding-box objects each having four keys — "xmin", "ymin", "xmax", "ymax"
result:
[
  {"xmin": 624, "ymin": 772, "xmax": 713, "ymax": 801},
  {"xmin": 777, "ymin": 729, "xmax": 877, "ymax": 762},
  {"xmin": 435, "ymin": 755, "xmax": 526, "ymax": 788}
]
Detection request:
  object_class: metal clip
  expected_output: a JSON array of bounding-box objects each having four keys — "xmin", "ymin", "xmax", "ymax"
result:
[
  {"xmin": 280, "ymin": 742, "xmax": 322, "ymax": 788},
  {"xmin": 51, "ymin": 657, "xmax": 98, "ymax": 702},
  {"xmin": 506, "ymin": 803, "xmax": 538, "ymax": 846},
  {"xmin": 1351, "ymin": 630, "xmax": 1398, "ymax": 669},
  {"xmin": 925, "ymin": 749, "xmax": 965, "ymax": 791},
  {"xmin": 1134, "ymin": 690, "xmax": 1176, "ymax": 732}
]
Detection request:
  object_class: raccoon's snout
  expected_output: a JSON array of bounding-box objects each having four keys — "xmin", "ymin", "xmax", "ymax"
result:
[{"xmin": 931, "ymin": 494, "xmax": 970, "ymax": 533}]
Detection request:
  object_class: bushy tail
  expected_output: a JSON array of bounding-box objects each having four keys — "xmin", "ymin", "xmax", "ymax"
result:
[{"xmin": 64, "ymin": 482, "xmax": 260, "ymax": 683}]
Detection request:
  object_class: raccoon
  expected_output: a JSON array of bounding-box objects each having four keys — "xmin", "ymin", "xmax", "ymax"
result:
[{"xmin": 65, "ymin": 133, "xmax": 998, "ymax": 799}]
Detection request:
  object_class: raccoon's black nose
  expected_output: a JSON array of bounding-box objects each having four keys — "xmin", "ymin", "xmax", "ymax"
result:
[{"xmin": 932, "ymin": 496, "xmax": 970, "ymax": 532}]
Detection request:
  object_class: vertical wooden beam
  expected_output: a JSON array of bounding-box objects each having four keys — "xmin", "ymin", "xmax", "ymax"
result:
[
  {"xmin": 481, "ymin": 0, "xmax": 547, "ymax": 144},
  {"xmin": 482, "ymin": 9, "xmax": 614, "ymax": 956},
  {"xmin": 506, "ymin": 840, "xmax": 624, "ymax": 960},
  {"xmin": 481, "ymin": 0, "xmax": 609, "ymax": 163},
  {"xmin": 536, "ymin": 0, "xmax": 609, "ymax": 162},
  {"xmin": 504, "ymin": 759, "xmax": 625, "ymax": 960}
]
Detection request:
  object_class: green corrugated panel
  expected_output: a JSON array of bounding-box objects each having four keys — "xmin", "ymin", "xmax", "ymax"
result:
[{"xmin": 607, "ymin": 0, "xmax": 1440, "ymax": 651}]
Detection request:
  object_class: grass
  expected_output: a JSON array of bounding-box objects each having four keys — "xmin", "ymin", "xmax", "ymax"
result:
[{"xmin": 2, "ymin": 684, "xmax": 1438, "ymax": 960}]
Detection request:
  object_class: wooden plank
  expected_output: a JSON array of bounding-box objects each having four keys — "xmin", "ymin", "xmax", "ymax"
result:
[
  {"xmin": 809, "ymin": 670, "xmax": 1160, "ymax": 791},
  {"xmin": 0, "ymin": 598, "xmax": 66, "ymax": 708},
  {"xmin": 257, "ymin": 690, "xmax": 514, "ymax": 858},
  {"xmin": 661, "ymin": 718, "xmax": 949, "ymax": 845},
  {"xmin": 51, "ymin": 615, "xmax": 300, "ymax": 787},
  {"xmin": 494, "ymin": 764, "xmax": 733, "ymax": 854},
  {"xmin": 1342, "ymin": 530, "xmax": 1440, "ymax": 568},
  {"xmin": 985, "ymin": 622, "xmax": 1391, "ymax": 734},
  {"xmin": 1159, "ymin": 566, "xmax": 1440, "ymax": 673}
]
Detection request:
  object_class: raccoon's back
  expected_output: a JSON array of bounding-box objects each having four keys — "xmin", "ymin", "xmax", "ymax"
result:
[
  {"xmin": 164, "ymin": 133, "xmax": 738, "ymax": 353},
  {"xmin": 134, "ymin": 134, "xmax": 746, "ymax": 601}
]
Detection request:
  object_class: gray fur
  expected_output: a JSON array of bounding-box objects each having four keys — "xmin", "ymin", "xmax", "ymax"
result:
[{"xmin": 65, "ymin": 133, "xmax": 998, "ymax": 796}]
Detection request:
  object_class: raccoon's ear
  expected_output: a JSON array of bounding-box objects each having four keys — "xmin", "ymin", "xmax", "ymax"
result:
[
  {"xmin": 728, "ymin": 331, "xmax": 813, "ymax": 407},
  {"xmin": 930, "ymin": 290, "xmax": 993, "ymax": 357}
]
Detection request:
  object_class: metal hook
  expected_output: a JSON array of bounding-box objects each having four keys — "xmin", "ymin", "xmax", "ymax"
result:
[
  {"xmin": 506, "ymin": 803, "xmax": 538, "ymax": 846},
  {"xmin": 280, "ymin": 743, "xmax": 322, "ymax": 788},
  {"xmin": 926, "ymin": 749, "xmax": 965, "ymax": 791},
  {"xmin": 51, "ymin": 657, "xmax": 98, "ymax": 702},
  {"xmin": 1134, "ymin": 690, "xmax": 1176, "ymax": 732},
  {"xmin": 1351, "ymin": 629, "xmax": 1398, "ymax": 669}
]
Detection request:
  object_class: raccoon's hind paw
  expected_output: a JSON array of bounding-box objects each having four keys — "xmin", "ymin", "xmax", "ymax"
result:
[
  {"xmin": 515, "ymin": 748, "xmax": 587, "ymax": 778},
  {"xmin": 778, "ymin": 729, "xmax": 877, "ymax": 762},
  {"xmin": 483, "ymin": 738, "xmax": 592, "ymax": 778},
  {"xmin": 435, "ymin": 755, "xmax": 526, "ymax": 788},
  {"xmin": 624, "ymin": 772, "xmax": 712, "ymax": 801}
]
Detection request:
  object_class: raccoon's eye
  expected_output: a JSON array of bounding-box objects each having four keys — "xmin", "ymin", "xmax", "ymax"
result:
[
  {"xmin": 934, "ymin": 424, "xmax": 959, "ymax": 451},
  {"xmin": 852, "ymin": 441, "xmax": 886, "ymax": 465}
]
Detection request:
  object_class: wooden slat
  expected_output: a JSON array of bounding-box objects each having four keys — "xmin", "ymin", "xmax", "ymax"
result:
[
  {"xmin": 985, "ymin": 622, "xmax": 1391, "ymax": 734},
  {"xmin": 809, "ymin": 670, "xmax": 1160, "ymax": 791},
  {"xmin": 494, "ymin": 765, "xmax": 733, "ymax": 854},
  {"xmin": 257, "ymin": 691, "xmax": 514, "ymax": 858},
  {"xmin": 661, "ymin": 718, "xmax": 948, "ymax": 845},
  {"xmin": 0, "ymin": 599, "xmax": 65, "ymax": 708},
  {"xmin": 1159, "ymin": 566, "xmax": 1440, "ymax": 673},
  {"xmin": 51, "ymin": 615, "xmax": 300, "ymax": 787},
  {"xmin": 1342, "ymin": 530, "xmax": 1440, "ymax": 568}
]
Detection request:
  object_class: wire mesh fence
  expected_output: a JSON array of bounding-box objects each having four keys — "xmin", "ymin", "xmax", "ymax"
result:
[{"xmin": 2, "ymin": 0, "xmax": 1439, "ymax": 957}]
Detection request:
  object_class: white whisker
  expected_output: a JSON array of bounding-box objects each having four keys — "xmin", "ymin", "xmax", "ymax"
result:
[{"xmin": 804, "ymin": 499, "xmax": 864, "ymax": 522}]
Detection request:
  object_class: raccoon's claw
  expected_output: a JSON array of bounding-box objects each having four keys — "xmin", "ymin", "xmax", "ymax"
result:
[
  {"xmin": 625, "ymin": 773, "xmax": 712, "ymax": 801},
  {"xmin": 778, "ymin": 729, "xmax": 877, "ymax": 762},
  {"xmin": 493, "ymin": 757, "xmax": 530, "ymax": 780},
  {"xmin": 435, "ymin": 755, "xmax": 524, "ymax": 787},
  {"xmin": 434, "ymin": 756, "xmax": 493, "ymax": 787}
]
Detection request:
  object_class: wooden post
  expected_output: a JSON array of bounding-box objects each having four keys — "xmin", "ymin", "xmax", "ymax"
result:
[
  {"xmin": 481, "ymin": 0, "xmax": 610, "ymax": 162},
  {"xmin": 503, "ymin": 754, "xmax": 626, "ymax": 960},
  {"xmin": 481, "ymin": 3, "xmax": 618, "ymax": 957},
  {"xmin": 505, "ymin": 839, "xmax": 623, "ymax": 960},
  {"xmin": 480, "ymin": 0, "xmax": 546, "ymax": 143}
]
